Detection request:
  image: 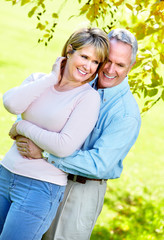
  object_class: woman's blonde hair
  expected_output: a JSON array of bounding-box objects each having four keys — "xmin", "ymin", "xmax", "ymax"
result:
[{"xmin": 62, "ymin": 27, "xmax": 109, "ymax": 63}]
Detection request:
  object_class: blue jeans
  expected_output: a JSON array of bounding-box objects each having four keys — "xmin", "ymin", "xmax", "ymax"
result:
[{"xmin": 0, "ymin": 165, "xmax": 65, "ymax": 240}]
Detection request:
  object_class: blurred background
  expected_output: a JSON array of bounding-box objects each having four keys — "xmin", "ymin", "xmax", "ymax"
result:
[{"xmin": 0, "ymin": 1, "xmax": 164, "ymax": 239}]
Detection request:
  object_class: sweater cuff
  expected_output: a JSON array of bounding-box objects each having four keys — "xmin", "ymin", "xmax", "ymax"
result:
[{"xmin": 16, "ymin": 120, "xmax": 29, "ymax": 136}]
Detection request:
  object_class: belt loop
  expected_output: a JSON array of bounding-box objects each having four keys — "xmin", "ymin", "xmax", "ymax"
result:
[
  {"xmin": 73, "ymin": 175, "xmax": 77, "ymax": 182},
  {"xmin": 100, "ymin": 179, "xmax": 104, "ymax": 185}
]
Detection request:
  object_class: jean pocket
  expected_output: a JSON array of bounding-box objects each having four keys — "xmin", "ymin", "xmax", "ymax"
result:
[{"xmin": 49, "ymin": 183, "xmax": 65, "ymax": 204}]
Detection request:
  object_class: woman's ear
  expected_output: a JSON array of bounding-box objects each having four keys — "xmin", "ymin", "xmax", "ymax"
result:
[{"xmin": 66, "ymin": 44, "xmax": 73, "ymax": 58}]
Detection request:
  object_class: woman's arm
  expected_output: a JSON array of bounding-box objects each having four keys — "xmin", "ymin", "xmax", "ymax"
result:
[
  {"xmin": 3, "ymin": 57, "xmax": 64, "ymax": 115},
  {"xmin": 3, "ymin": 72, "xmax": 57, "ymax": 114},
  {"xmin": 15, "ymin": 90, "xmax": 100, "ymax": 158}
]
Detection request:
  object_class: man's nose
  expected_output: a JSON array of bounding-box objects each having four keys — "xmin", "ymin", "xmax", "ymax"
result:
[{"xmin": 106, "ymin": 62, "xmax": 115, "ymax": 73}]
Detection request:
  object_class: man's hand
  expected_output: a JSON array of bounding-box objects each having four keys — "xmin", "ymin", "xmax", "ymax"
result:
[
  {"xmin": 16, "ymin": 136, "xmax": 43, "ymax": 159},
  {"xmin": 9, "ymin": 122, "xmax": 19, "ymax": 140}
]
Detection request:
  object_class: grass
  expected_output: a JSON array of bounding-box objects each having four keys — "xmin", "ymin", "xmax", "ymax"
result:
[
  {"xmin": 91, "ymin": 101, "xmax": 164, "ymax": 240},
  {"xmin": 0, "ymin": 1, "xmax": 164, "ymax": 239}
]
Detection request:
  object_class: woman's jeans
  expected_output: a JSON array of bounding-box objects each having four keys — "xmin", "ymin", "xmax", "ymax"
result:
[{"xmin": 0, "ymin": 165, "xmax": 65, "ymax": 240}]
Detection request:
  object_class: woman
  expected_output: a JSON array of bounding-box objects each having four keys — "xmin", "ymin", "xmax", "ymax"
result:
[{"xmin": 0, "ymin": 27, "xmax": 109, "ymax": 240}]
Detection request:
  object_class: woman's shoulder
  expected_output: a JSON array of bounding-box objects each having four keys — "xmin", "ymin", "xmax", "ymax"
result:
[
  {"xmin": 31, "ymin": 72, "xmax": 47, "ymax": 81},
  {"xmin": 84, "ymin": 83, "xmax": 100, "ymax": 99},
  {"xmin": 78, "ymin": 83, "xmax": 100, "ymax": 105}
]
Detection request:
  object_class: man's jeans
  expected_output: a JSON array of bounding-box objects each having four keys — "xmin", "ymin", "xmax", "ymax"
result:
[{"xmin": 0, "ymin": 165, "xmax": 65, "ymax": 240}]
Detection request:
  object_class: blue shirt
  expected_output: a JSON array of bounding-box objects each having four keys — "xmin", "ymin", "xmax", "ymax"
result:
[{"xmin": 48, "ymin": 76, "xmax": 141, "ymax": 179}]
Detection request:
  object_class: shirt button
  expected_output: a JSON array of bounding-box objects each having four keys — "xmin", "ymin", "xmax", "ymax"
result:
[
  {"xmin": 104, "ymin": 99, "xmax": 106, "ymax": 102},
  {"xmin": 51, "ymin": 161, "xmax": 55, "ymax": 164}
]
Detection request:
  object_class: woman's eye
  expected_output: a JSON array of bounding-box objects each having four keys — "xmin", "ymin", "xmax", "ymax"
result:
[
  {"xmin": 94, "ymin": 60, "xmax": 99, "ymax": 65},
  {"xmin": 81, "ymin": 55, "xmax": 87, "ymax": 59}
]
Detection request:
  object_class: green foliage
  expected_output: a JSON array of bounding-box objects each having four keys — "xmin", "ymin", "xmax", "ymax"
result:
[
  {"xmin": 0, "ymin": 4, "xmax": 164, "ymax": 239},
  {"xmin": 4, "ymin": 0, "xmax": 164, "ymax": 113},
  {"xmin": 91, "ymin": 185, "xmax": 164, "ymax": 240}
]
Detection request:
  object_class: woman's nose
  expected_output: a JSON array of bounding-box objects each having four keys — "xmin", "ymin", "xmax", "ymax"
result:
[{"xmin": 84, "ymin": 61, "xmax": 91, "ymax": 71}]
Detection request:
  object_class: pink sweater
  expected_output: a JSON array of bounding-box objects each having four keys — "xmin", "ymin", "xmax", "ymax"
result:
[{"xmin": 2, "ymin": 72, "xmax": 100, "ymax": 186}]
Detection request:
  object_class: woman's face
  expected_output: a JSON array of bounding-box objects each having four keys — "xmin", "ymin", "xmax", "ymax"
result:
[{"xmin": 64, "ymin": 45, "xmax": 100, "ymax": 85}]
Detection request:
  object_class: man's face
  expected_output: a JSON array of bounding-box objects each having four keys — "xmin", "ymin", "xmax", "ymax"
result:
[{"xmin": 98, "ymin": 38, "xmax": 135, "ymax": 89}]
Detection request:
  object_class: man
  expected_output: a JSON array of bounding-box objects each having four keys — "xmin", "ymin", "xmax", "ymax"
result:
[{"xmin": 16, "ymin": 28, "xmax": 141, "ymax": 240}]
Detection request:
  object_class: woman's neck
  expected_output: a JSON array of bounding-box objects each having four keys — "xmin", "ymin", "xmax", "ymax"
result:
[{"xmin": 54, "ymin": 75, "xmax": 84, "ymax": 92}]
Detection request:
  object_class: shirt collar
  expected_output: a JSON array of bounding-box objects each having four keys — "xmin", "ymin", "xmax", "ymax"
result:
[{"xmin": 91, "ymin": 76, "xmax": 130, "ymax": 101}]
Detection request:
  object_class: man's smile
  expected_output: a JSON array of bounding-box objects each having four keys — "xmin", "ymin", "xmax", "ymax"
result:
[{"xmin": 103, "ymin": 72, "xmax": 116, "ymax": 79}]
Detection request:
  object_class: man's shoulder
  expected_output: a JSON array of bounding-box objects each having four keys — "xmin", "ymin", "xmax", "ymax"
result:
[
  {"xmin": 117, "ymin": 89, "xmax": 141, "ymax": 120},
  {"xmin": 103, "ymin": 87, "xmax": 140, "ymax": 121}
]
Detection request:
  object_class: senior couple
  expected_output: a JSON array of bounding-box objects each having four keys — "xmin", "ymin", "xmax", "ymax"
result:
[{"xmin": 0, "ymin": 27, "xmax": 141, "ymax": 240}]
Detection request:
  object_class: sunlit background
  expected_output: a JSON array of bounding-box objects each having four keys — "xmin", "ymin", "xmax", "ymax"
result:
[{"xmin": 0, "ymin": 1, "xmax": 164, "ymax": 239}]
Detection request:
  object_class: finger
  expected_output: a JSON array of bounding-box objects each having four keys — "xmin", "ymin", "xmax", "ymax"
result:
[
  {"xmin": 16, "ymin": 142, "xmax": 27, "ymax": 148},
  {"xmin": 17, "ymin": 150, "xmax": 27, "ymax": 156},
  {"xmin": 17, "ymin": 146, "xmax": 25, "ymax": 152},
  {"xmin": 9, "ymin": 133, "xmax": 16, "ymax": 140},
  {"xmin": 16, "ymin": 136, "xmax": 28, "ymax": 143},
  {"xmin": 17, "ymin": 148, "xmax": 31, "ymax": 157}
]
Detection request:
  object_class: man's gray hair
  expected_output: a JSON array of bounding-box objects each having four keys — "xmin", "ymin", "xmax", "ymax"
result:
[{"xmin": 108, "ymin": 28, "xmax": 138, "ymax": 65}]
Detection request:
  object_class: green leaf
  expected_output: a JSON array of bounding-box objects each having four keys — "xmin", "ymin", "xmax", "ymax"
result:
[
  {"xmin": 161, "ymin": 90, "xmax": 164, "ymax": 101},
  {"xmin": 28, "ymin": 7, "xmax": 37, "ymax": 18},
  {"xmin": 52, "ymin": 13, "xmax": 58, "ymax": 18},
  {"xmin": 36, "ymin": 23, "xmax": 45, "ymax": 30},
  {"xmin": 43, "ymin": 34, "xmax": 50, "ymax": 38},
  {"xmin": 21, "ymin": 0, "xmax": 31, "ymax": 6},
  {"xmin": 147, "ymin": 89, "xmax": 158, "ymax": 97}
]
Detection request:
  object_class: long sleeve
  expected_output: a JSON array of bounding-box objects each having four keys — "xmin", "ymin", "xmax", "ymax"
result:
[
  {"xmin": 49, "ymin": 77, "xmax": 141, "ymax": 179},
  {"xmin": 50, "ymin": 115, "xmax": 141, "ymax": 179},
  {"xmin": 16, "ymin": 90, "xmax": 100, "ymax": 158},
  {"xmin": 3, "ymin": 72, "xmax": 58, "ymax": 115}
]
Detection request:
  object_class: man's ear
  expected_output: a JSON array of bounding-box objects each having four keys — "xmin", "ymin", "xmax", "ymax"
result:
[
  {"xmin": 128, "ymin": 61, "xmax": 136, "ymax": 73},
  {"xmin": 131, "ymin": 61, "xmax": 136, "ymax": 68}
]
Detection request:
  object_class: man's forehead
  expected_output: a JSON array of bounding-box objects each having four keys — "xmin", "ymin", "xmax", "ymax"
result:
[{"xmin": 108, "ymin": 39, "xmax": 132, "ymax": 64}]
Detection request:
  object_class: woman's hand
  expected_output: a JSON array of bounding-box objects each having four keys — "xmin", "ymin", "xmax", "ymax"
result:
[
  {"xmin": 9, "ymin": 122, "xmax": 19, "ymax": 140},
  {"xmin": 52, "ymin": 57, "xmax": 67, "ymax": 82}
]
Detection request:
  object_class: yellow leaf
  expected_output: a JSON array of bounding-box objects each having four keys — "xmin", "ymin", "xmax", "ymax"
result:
[
  {"xmin": 114, "ymin": 0, "xmax": 124, "ymax": 7},
  {"xmin": 126, "ymin": 3, "xmax": 133, "ymax": 11},
  {"xmin": 160, "ymin": 53, "xmax": 164, "ymax": 64},
  {"xmin": 152, "ymin": 59, "xmax": 158, "ymax": 68},
  {"xmin": 158, "ymin": 2, "xmax": 164, "ymax": 11}
]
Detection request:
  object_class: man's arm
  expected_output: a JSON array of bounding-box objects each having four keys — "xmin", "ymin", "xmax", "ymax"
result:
[
  {"xmin": 49, "ymin": 116, "xmax": 141, "ymax": 179},
  {"xmin": 15, "ymin": 114, "xmax": 141, "ymax": 179}
]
